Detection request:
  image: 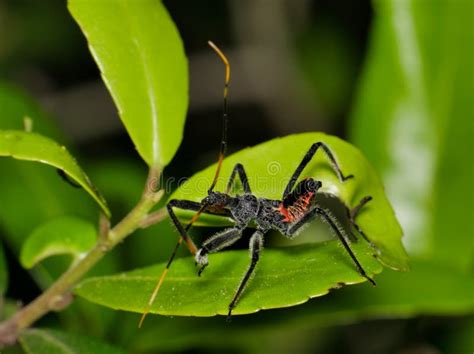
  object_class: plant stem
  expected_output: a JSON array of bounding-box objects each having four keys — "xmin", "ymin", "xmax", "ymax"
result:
[{"xmin": 0, "ymin": 168, "xmax": 168, "ymax": 347}]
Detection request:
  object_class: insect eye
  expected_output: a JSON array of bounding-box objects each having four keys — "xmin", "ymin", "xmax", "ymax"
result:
[
  {"xmin": 204, "ymin": 192, "xmax": 223, "ymax": 206},
  {"xmin": 202, "ymin": 195, "xmax": 213, "ymax": 205},
  {"xmin": 306, "ymin": 179, "xmax": 321, "ymax": 191}
]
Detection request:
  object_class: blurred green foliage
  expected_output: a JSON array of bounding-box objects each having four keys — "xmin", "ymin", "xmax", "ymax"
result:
[
  {"xmin": 350, "ymin": 0, "xmax": 474, "ymax": 272},
  {"xmin": 19, "ymin": 328, "xmax": 125, "ymax": 354},
  {"xmin": 0, "ymin": 243, "xmax": 7, "ymax": 295},
  {"xmin": 297, "ymin": 21, "xmax": 359, "ymax": 117}
]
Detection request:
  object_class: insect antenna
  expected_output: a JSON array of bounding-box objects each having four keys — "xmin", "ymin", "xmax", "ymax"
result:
[
  {"xmin": 139, "ymin": 41, "xmax": 231, "ymax": 328},
  {"xmin": 138, "ymin": 204, "xmax": 206, "ymax": 328},
  {"xmin": 207, "ymin": 40, "xmax": 230, "ymax": 192}
]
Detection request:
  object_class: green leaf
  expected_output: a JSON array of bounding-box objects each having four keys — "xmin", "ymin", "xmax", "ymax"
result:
[
  {"xmin": 0, "ymin": 83, "xmax": 97, "ymax": 254},
  {"xmin": 0, "ymin": 83, "xmax": 97, "ymax": 274},
  {"xmin": 20, "ymin": 216, "xmax": 96, "ymax": 269},
  {"xmin": 0, "ymin": 130, "xmax": 110, "ymax": 218},
  {"xmin": 19, "ymin": 328, "xmax": 125, "ymax": 354},
  {"xmin": 68, "ymin": 0, "xmax": 188, "ymax": 168},
  {"xmin": 0, "ymin": 242, "xmax": 7, "ymax": 295},
  {"xmin": 170, "ymin": 132, "xmax": 408, "ymax": 271},
  {"xmin": 76, "ymin": 240, "xmax": 382, "ymax": 316},
  {"xmin": 92, "ymin": 258, "xmax": 472, "ymax": 353},
  {"xmin": 0, "ymin": 84, "xmax": 119, "ymax": 334},
  {"xmin": 350, "ymin": 0, "xmax": 473, "ymax": 271},
  {"xmin": 127, "ymin": 260, "xmax": 474, "ymax": 353}
]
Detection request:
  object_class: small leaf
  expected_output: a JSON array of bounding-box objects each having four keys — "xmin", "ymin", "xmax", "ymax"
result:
[
  {"xmin": 0, "ymin": 130, "xmax": 110, "ymax": 217},
  {"xmin": 0, "ymin": 242, "xmax": 7, "ymax": 295},
  {"xmin": 75, "ymin": 240, "xmax": 382, "ymax": 316},
  {"xmin": 170, "ymin": 132, "xmax": 408, "ymax": 271},
  {"xmin": 68, "ymin": 0, "xmax": 188, "ymax": 168},
  {"xmin": 19, "ymin": 328, "xmax": 125, "ymax": 354},
  {"xmin": 20, "ymin": 216, "xmax": 96, "ymax": 269}
]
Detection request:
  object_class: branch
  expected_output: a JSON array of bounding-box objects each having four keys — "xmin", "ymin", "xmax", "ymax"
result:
[
  {"xmin": 0, "ymin": 167, "xmax": 168, "ymax": 347},
  {"xmin": 139, "ymin": 207, "xmax": 167, "ymax": 228}
]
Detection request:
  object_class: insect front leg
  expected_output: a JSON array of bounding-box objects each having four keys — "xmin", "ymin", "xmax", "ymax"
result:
[
  {"xmin": 196, "ymin": 225, "xmax": 244, "ymax": 276},
  {"xmin": 225, "ymin": 163, "xmax": 251, "ymax": 194},
  {"xmin": 227, "ymin": 229, "xmax": 265, "ymax": 320},
  {"xmin": 283, "ymin": 142, "xmax": 353, "ymax": 199},
  {"xmin": 287, "ymin": 207, "xmax": 376, "ymax": 286},
  {"xmin": 167, "ymin": 199, "xmax": 205, "ymax": 255},
  {"xmin": 139, "ymin": 199, "xmax": 208, "ymax": 328}
]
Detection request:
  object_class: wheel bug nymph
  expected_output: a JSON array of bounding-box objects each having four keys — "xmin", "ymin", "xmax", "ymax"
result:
[{"xmin": 139, "ymin": 41, "xmax": 375, "ymax": 327}]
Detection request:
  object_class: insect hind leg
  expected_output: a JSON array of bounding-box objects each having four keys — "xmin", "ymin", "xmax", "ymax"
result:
[
  {"xmin": 346, "ymin": 196, "xmax": 373, "ymax": 243},
  {"xmin": 287, "ymin": 206, "xmax": 376, "ymax": 286}
]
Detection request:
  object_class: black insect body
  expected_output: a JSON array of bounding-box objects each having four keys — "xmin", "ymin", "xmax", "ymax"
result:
[{"xmin": 139, "ymin": 42, "xmax": 375, "ymax": 327}]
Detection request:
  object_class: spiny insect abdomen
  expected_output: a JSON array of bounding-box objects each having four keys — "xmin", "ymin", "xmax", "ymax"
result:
[{"xmin": 278, "ymin": 191, "xmax": 314, "ymax": 222}]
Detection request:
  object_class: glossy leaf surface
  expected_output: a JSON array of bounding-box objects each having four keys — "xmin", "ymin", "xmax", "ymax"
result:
[
  {"xmin": 170, "ymin": 132, "xmax": 408, "ymax": 271},
  {"xmin": 68, "ymin": 0, "xmax": 188, "ymax": 168},
  {"xmin": 0, "ymin": 130, "xmax": 110, "ymax": 217},
  {"xmin": 76, "ymin": 240, "xmax": 382, "ymax": 316},
  {"xmin": 20, "ymin": 216, "xmax": 96, "ymax": 269}
]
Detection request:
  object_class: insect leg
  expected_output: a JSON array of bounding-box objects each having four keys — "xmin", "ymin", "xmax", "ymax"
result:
[
  {"xmin": 139, "ymin": 199, "xmax": 229, "ymax": 328},
  {"xmin": 168, "ymin": 199, "xmax": 231, "ymax": 217},
  {"xmin": 347, "ymin": 196, "xmax": 372, "ymax": 243},
  {"xmin": 167, "ymin": 199, "xmax": 204, "ymax": 255},
  {"xmin": 227, "ymin": 230, "xmax": 264, "ymax": 320},
  {"xmin": 225, "ymin": 163, "xmax": 251, "ymax": 194},
  {"xmin": 283, "ymin": 142, "xmax": 353, "ymax": 199},
  {"xmin": 287, "ymin": 207, "xmax": 376, "ymax": 286},
  {"xmin": 196, "ymin": 225, "xmax": 244, "ymax": 276},
  {"xmin": 164, "ymin": 198, "xmax": 232, "ymax": 281}
]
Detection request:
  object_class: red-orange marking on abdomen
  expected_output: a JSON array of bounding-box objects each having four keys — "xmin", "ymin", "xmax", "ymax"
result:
[{"xmin": 278, "ymin": 191, "xmax": 314, "ymax": 222}]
